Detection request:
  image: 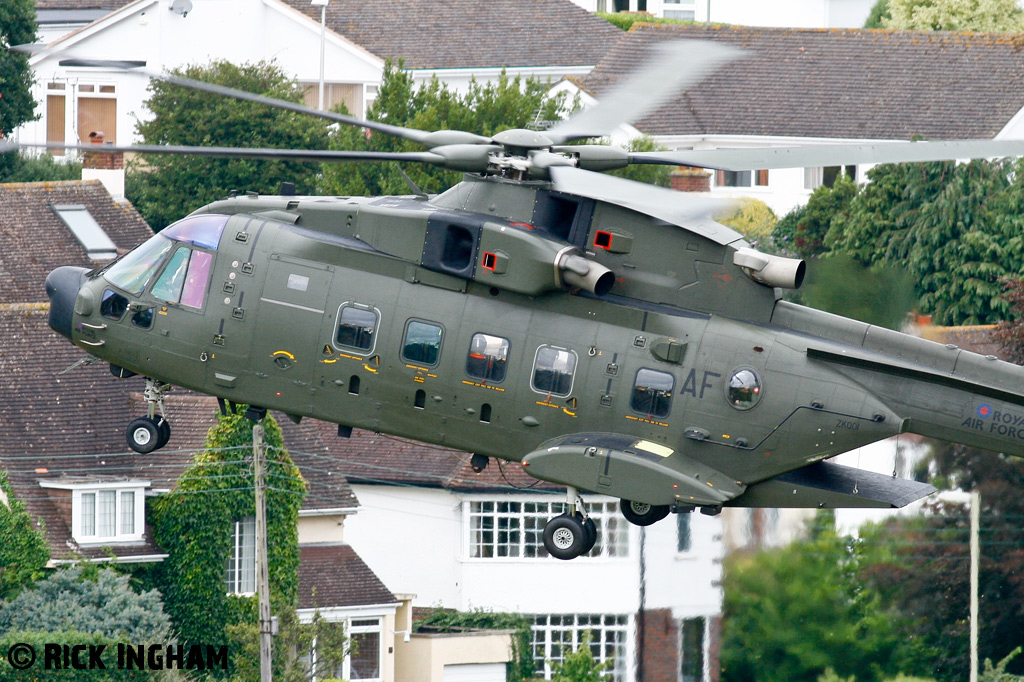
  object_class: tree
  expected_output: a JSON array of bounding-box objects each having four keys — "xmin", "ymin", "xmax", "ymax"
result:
[
  {"xmin": 127, "ymin": 61, "xmax": 331, "ymax": 230},
  {"xmin": 319, "ymin": 60, "xmax": 568, "ymax": 197},
  {"xmin": 715, "ymin": 197, "xmax": 778, "ymax": 248},
  {"xmin": 0, "ymin": 471, "xmax": 49, "ymax": 600},
  {"xmin": 608, "ymin": 135, "xmax": 673, "ymax": 187},
  {"xmin": 0, "ymin": 566, "xmax": 171, "ymax": 642},
  {"xmin": 721, "ymin": 516, "xmax": 921, "ymax": 682},
  {"xmin": 864, "ymin": 0, "xmax": 891, "ymax": 28},
  {"xmin": 149, "ymin": 405, "xmax": 305, "ymax": 656},
  {"xmin": 773, "ymin": 174, "xmax": 857, "ymax": 258},
  {"xmin": 884, "ymin": 0, "xmax": 1024, "ymax": 31},
  {"xmin": 799, "ymin": 253, "xmax": 916, "ymax": 329},
  {"xmin": 0, "ymin": 0, "xmax": 39, "ymax": 178},
  {"xmin": 549, "ymin": 631, "xmax": 613, "ymax": 682}
]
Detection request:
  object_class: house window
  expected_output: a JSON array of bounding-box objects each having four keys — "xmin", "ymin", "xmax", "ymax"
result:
[
  {"xmin": 77, "ymin": 82, "xmax": 117, "ymax": 144},
  {"xmin": 72, "ymin": 487, "xmax": 144, "ymax": 542},
  {"xmin": 347, "ymin": 618, "xmax": 382, "ymax": 680},
  {"xmin": 531, "ymin": 613, "xmax": 629, "ymax": 682},
  {"xmin": 804, "ymin": 165, "xmax": 857, "ymax": 190},
  {"xmin": 225, "ymin": 517, "xmax": 256, "ymax": 595},
  {"xmin": 468, "ymin": 499, "xmax": 628, "ymax": 559},
  {"xmin": 680, "ymin": 617, "xmax": 707, "ymax": 682},
  {"xmin": 677, "ymin": 512, "xmax": 691, "ymax": 553},
  {"xmin": 715, "ymin": 169, "xmax": 769, "ymax": 188}
]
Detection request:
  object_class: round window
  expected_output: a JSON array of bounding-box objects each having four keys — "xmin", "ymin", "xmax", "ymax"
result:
[{"xmin": 727, "ymin": 368, "xmax": 762, "ymax": 410}]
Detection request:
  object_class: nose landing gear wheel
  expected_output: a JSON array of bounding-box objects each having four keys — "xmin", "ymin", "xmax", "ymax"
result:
[
  {"xmin": 543, "ymin": 513, "xmax": 588, "ymax": 560},
  {"xmin": 620, "ymin": 499, "xmax": 670, "ymax": 526}
]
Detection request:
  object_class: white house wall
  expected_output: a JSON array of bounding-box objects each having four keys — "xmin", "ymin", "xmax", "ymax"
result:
[{"xmin": 19, "ymin": 0, "xmax": 384, "ymax": 148}]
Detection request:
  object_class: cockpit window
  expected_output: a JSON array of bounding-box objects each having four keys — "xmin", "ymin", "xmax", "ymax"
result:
[
  {"xmin": 162, "ymin": 214, "xmax": 229, "ymax": 250},
  {"xmin": 151, "ymin": 247, "xmax": 214, "ymax": 309},
  {"xmin": 104, "ymin": 234, "xmax": 173, "ymax": 295}
]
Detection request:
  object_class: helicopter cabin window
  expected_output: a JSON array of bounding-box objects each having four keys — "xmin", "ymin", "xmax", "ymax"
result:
[
  {"xmin": 532, "ymin": 345, "xmax": 577, "ymax": 397},
  {"xmin": 727, "ymin": 368, "xmax": 763, "ymax": 410},
  {"xmin": 151, "ymin": 247, "xmax": 214, "ymax": 309},
  {"xmin": 466, "ymin": 333, "xmax": 510, "ymax": 383},
  {"xmin": 631, "ymin": 368, "xmax": 675, "ymax": 418},
  {"xmin": 101, "ymin": 289, "xmax": 129, "ymax": 320},
  {"xmin": 402, "ymin": 320, "xmax": 443, "ymax": 366},
  {"xmin": 336, "ymin": 305, "xmax": 378, "ymax": 353}
]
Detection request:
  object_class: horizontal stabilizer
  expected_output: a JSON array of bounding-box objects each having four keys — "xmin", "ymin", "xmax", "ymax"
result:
[{"xmin": 725, "ymin": 461, "xmax": 936, "ymax": 509}]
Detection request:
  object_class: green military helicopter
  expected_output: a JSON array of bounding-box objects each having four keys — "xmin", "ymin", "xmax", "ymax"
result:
[{"xmin": 40, "ymin": 43, "xmax": 1024, "ymax": 559}]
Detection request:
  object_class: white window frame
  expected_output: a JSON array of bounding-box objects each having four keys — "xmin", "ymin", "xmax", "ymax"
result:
[
  {"xmin": 225, "ymin": 517, "xmax": 256, "ymax": 596},
  {"xmin": 464, "ymin": 496, "xmax": 629, "ymax": 560},
  {"xmin": 530, "ymin": 613, "xmax": 631, "ymax": 682},
  {"xmin": 296, "ymin": 607, "xmax": 391, "ymax": 682},
  {"xmin": 40, "ymin": 480, "xmax": 147, "ymax": 544}
]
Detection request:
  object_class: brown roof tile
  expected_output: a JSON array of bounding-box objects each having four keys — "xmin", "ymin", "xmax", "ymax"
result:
[
  {"xmin": 583, "ymin": 24, "xmax": 1024, "ymax": 140},
  {"xmin": 279, "ymin": 0, "xmax": 622, "ymax": 70},
  {"xmin": 297, "ymin": 544, "xmax": 396, "ymax": 609}
]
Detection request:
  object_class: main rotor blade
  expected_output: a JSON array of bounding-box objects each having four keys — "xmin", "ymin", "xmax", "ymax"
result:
[
  {"xmin": 546, "ymin": 41, "xmax": 744, "ymax": 145},
  {"xmin": 3, "ymin": 141, "xmax": 445, "ymax": 165},
  {"xmin": 629, "ymin": 138, "xmax": 1024, "ymax": 171},
  {"xmin": 548, "ymin": 166, "xmax": 740, "ymax": 246}
]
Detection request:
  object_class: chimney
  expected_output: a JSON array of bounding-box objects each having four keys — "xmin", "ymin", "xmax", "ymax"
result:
[
  {"xmin": 670, "ymin": 166, "xmax": 711, "ymax": 193},
  {"xmin": 82, "ymin": 131, "xmax": 126, "ymax": 201}
]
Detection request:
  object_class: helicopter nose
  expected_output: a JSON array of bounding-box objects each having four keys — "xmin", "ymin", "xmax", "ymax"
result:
[{"xmin": 45, "ymin": 266, "xmax": 89, "ymax": 340}]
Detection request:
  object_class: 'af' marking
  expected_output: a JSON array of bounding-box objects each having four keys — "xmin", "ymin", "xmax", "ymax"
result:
[{"xmin": 681, "ymin": 369, "xmax": 720, "ymax": 399}]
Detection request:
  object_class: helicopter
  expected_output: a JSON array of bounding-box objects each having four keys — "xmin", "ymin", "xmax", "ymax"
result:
[{"xmin": 35, "ymin": 41, "xmax": 1024, "ymax": 559}]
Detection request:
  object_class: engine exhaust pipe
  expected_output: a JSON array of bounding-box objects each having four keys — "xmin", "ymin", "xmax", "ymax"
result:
[
  {"xmin": 733, "ymin": 247, "xmax": 806, "ymax": 290},
  {"xmin": 557, "ymin": 251, "xmax": 615, "ymax": 296}
]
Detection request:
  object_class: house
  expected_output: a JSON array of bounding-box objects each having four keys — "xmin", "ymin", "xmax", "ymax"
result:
[
  {"xmin": 327, "ymin": 429, "xmax": 725, "ymax": 682},
  {"xmin": 572, "ymin": 23, "xmax": 1024, "ymax": 215},
  {"xmin": 18, "ymin": 0, "xmax": 621, "ymax": 152},
  {"xmin": 565, "ymin": 0, "xmax": 874, "ymax": 26},
  {"xmin": 0, "ymin": 179, "xmax": 521, "ymax": 682}
]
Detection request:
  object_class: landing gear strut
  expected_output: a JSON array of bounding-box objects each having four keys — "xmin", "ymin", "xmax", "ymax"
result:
[
  {"xmin": 126, "ymin": 378, "xmax": 172, "ymax": 454},
  {"xmin": 543, "ymin": 486, "xmax": 597, "ymax": 560}
]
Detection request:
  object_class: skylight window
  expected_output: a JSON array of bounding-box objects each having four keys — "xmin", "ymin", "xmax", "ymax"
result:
[{"xmin": 52, "ymin": 204, "xmax": 118, "ymax": 260}]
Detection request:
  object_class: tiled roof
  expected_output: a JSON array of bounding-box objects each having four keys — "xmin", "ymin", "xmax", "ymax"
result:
[
  {"xmin": 0, "ymin": 181, "xmax": 152, "ymax": 304},
  {"xmin": 297, "ymin": 544, "xmax": 396, "ymax": 609},
  {"xmin": 279, "ymin": 0, "xmax": 622, "ymax": 70},
  {"xmin": 582, "ymin": 24, "xmax": 1024, "ymax": 140},
  {"xmin": 35, "ymin": 0, "xmax": 131, "ymax": 8}
]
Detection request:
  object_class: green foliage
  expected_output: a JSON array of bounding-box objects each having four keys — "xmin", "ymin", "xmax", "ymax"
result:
[
  {"xmin": 721, "ymin": 517, "xmax": 921, "ymax": 682},
  {"xmin": 0, "ymin": 471, "xmax": 49, "ymax": 599},
  {"xmin": 824, "ymin": 159, "xmax": 1024, "ymax": 325},
  {"xmin": 127, "ymin": 60, "xmax": 330, "ymax": 230},
  {"xmin": 415, "ymin": 608, "xmax": 534, "ymax": 682},
  {"xmin": 992, "ymin": 278, "xmax": 1024, "ymax": 363},
  {"xmin": 550, "ymin": 631, "xmax": 613, "ymax": 682},
  {"xmin": 149, "ymin": 406, "xmax": 305, "ymax": 656},
  {"xmin": 0, "ymin": 153, "xmax": 84, "ymax": 183},
  {"xmin": 0, "ymin": 1, "xmax": 37, "ymax": 137},
  {"xmin": 0, "ymin": 629, "xmax": 157, "ymax": 681},
  {"xmin": 884, "ymin": 0, "xmax": 1024, "ymax": 31},
  {"xmin": 715, "ymin": 197, "xmax": 778, "ymax": 248},
  {"xmin": 980, "ymin": 648, "xmax": 1024, "ymax": 682},
  {"xmin": 800, "ymin": 253, "xmax": 916, "ymax": 329},
  {"xmin": 0, "ymin": 566, "xmax": 171, "ymax": 642},
  {"xmin": 596, "ymin": 12, "xmax": 704, "ymax": 30},
  {"xmin": 319, "ymin": 61, "xmax": 567, "ymax": 197},
  {"xmin": 864, "ymin": 0, "xmax": 891, "ymax": 27},
  {"xmin": 226, "ymin": 608, "xmax": 347, "ymax": 682},
  {"xmin": 607, "ymin": 135, "xmax": 673, "ymax": 187},
  {"xmin": 773, "ymin": 174, "xmax": 857, "ymax": 257}
]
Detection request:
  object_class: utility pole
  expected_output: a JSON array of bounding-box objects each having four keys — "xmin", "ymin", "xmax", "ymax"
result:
[
  {"xmin": 254, "ymin": 420, "xmax": 273, "ymax": 682},
  {"xmin": 970, "ymin": 489, "xmax": 980, "ymax": 682}
]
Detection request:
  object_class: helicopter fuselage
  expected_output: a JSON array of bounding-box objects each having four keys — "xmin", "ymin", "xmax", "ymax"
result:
[{"xmin": 47, "ymin": 174, "xmax": 1024, "ymax": 515}]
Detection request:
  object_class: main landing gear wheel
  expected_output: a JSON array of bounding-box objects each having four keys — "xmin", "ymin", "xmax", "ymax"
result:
[
  {"xmin": 580, "ymin": 515, "xmax": 597, "ymax": 555},
  {"xmin": 620, "ymin": 499, "xmax": 670, "ymax": 526},
  {"xmin": 543, "ymin": 513, "xmax": 589, "ymax": 561},
  {"xmin": 126, "ymin": 417, "xmax": 162, "ymax": 454}
]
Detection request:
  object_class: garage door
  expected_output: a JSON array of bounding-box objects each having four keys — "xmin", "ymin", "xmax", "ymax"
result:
[{"xmin": 442, "ymin": 662, "xmax": 506, "ymax": 682}]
